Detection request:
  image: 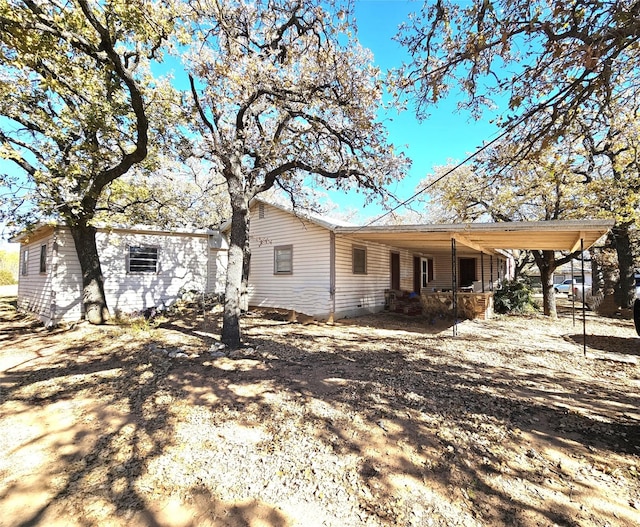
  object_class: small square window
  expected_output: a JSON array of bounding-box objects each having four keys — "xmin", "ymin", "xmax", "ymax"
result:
[
  {"xmin": 352, "ymin": 246, "xmax": 367, "ymax": 274},
  {"xmin": 39, "ymin": 244, "xmax": 47, "ymax": 274},
  {"xmin": 128, "ymin": 246, "xmax": 159, "ymax": 273},
  {"xmin": 274, "ymin": 245, "xmax": 293, "ymax": 275}
]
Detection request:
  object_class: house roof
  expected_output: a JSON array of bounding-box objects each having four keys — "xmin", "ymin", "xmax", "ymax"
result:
[
  {"xmin": 220, "ymin": 198, "xmax": 354, "ymax": 232},
  {"xmin": 239, "ymin": 199, "xmax": 613, "ymax": 254},
  {"xmin": 334, "ymin": 219, "xmax": 614, "ymax": 255},
  {"xmin": 10, "ymin": 222, "xmax": 216, "ymax": 244}
]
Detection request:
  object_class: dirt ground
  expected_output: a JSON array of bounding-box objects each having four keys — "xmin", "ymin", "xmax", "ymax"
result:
[{"xmin": 0, "ymin": 295, "xmax": 639, "ymax": 527}]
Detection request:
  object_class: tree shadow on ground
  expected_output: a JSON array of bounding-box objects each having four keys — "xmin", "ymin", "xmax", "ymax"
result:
[
  {"xmin": 566, "ymin": 333, "xmax": 640, "ymax": 356},
  {"xmin": 1, "ymin": 304, "xmax": 639, "ymax": 527},
  {"xmin": 159, "ymin": 313, "xmax": 639, "ymax": 526},
  {"xmin": 0, "ymin": 310, "xmax": 289, "ymax": 527}
]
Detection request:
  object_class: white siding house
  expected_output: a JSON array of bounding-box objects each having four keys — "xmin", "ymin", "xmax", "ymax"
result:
[
  {"xmin": 244, "ymin": 200, "xmax": 511, "ymax": 320},
  {"xmin": 12, "ymin": 203, "xmax": 610, "ymax": 326},
  {"xmin": 12, "ymin": 224, "xmax": 227, "ymax": 326},
  {"xmin": 247, "ymin": 202, "xmax": 333, "ymax": 316}
]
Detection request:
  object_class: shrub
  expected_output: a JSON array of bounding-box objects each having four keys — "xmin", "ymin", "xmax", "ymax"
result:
[
  {"xmin": 494, "ymin": 280, "xmax": 538, "ymax": 314},
  {"xmin": 0, "ymin": 269, "xmax": 17, "ymax": 285}
]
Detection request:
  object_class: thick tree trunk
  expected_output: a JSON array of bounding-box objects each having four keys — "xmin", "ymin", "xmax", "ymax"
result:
[
  {"xmin": 69, "ymin": 223, "xmax": 110, "ymax": 324},
  {"xmin": 591, "ymin": 254, "xmax": 601, "ymax": 296},
  {"xmin": 222, "ymin": 174, "xmax": 250, "ymax": 349},
  {"xmin": 612, "ymin": 223, "xmax": 635, "ymax": 308},
  {"xmin": 533, "ymin": 250, "xmax": 557, "ymax": 318}
]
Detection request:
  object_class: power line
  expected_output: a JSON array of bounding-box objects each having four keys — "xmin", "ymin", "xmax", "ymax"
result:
[{"xmin": 359, "ymin": 118, "xmax": 524, "ymax": 229}]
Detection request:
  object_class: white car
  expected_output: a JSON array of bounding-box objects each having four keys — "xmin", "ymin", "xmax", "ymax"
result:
[{"xmin": 554, "ymin": 279, "xmax": 582, "ymax": 294}]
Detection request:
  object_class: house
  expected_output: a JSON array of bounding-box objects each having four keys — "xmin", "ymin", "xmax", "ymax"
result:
[
  {"xmin": 523, "ymin": 261, "xmax": 593, "ymax": 290},
  {"xmin": 11, "ymin": 200, "xmax": 612, "ymax": 326},
  {"xmin": 11, "ymin": 223, "xmax": 227, "ymax": 326},
  {"xmin": 243, "ymin": 200, "xmax": 613, "ymax": 321}
]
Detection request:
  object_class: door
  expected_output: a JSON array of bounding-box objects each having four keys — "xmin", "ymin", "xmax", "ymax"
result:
[
  {"xmin": 390, "ymin": 252, "xmax": 400, "ymax": 290},
  {"xmin": 413, "ymin": 256, "xmax": 421, "ymax": 293},
  {"xmin": 459, "ymin": 258, "xmax": 477, "ymax": 287},
  {"xmin": 421, "ymin": 257, "xmax": 434, "ymax": 288}
]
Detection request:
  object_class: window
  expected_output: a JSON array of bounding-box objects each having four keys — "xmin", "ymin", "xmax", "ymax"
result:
[
  {"xmin": 128, "ymin": 246, "xmax": 159, "ymax": 273},
  {"xmin": 21, "ymin": 248, "xmax": 29, "ymax": 276},
  {"xmin": 274, "ymin": 245, "xmax": 293, "ymax": 274},
  {"xmin": 421, "ymin": 257, "xmax": 434, "ymax": 288},
  {"xmin": 352, "ymin": 246, "xmax": 367, "ymax": 274},
  {"xmin": 39, "ymin": 244, "xmax": 47, "ymax": 274}
]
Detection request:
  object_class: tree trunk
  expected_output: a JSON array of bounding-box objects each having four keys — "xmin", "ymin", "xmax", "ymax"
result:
[
  {"xmin": 612, "ymin": 223, "xmax": 635, "ymax": 308},
  {"xmin": 222, "ymin": 173, "xmax": 250, "ymax": 349},
  {"xmin": 591, "ymin": 253, "xmax": 601, "ymax": 296},
  {"xmin": 533, "ymin": 250, "xmax": 557, "ymax": 318},
  {"xmin": 69, "ymin": 223, "xmax": 110, "ymax": 324}
]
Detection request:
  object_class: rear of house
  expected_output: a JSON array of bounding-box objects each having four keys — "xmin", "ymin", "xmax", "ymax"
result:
[
  {"xmin": 13, "ymin": 224, "xmax": 227, "ymax": 326},
  {"xmin": 246, "ymin": 200, "xmax": 509, "ymax": 320},
  {"xmin": 246, "ymin": 200, "xmax": 419, "ymax": 319}
]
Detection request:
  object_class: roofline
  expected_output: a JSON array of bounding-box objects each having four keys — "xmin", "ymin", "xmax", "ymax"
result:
[
  {"xmin": 10, "ymin": 222, "xmax": 219, "ymax": 244},
  {"xmin": 9, "ymin": 222, "xmax": 57, "ymax": 243},
  {"xmin": 220, "ymin": 197, "xmax": 354, "ymax": 232},
  {"xmin": 334, "ymin": 218, "xmax": 615, "ymax": 235}
]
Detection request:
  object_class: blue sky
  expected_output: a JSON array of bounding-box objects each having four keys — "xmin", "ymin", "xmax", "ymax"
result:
[
  {"xmin": 334, "ymin": 0, "xmax": 501, "ymax": 221},
  {"xmin": 1, "ymin": 0, "xmax": 502, "ymax": 248}
]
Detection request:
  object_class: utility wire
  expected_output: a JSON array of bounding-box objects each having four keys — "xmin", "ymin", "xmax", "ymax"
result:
[{"xmin": 358, "ymin": 116, "xmax": 526, "ymax": 230}]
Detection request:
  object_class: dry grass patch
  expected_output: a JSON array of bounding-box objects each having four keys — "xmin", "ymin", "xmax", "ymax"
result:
[{"xmin": 0, "ymin": 297, "xmax": 639, "ymax": 527}]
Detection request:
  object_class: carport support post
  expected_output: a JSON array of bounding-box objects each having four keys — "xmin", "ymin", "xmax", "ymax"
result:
[
  {"xmin": 571, "ymin": 259, "xmax": 576, "ymax": 326},
  {"xmin": 490, "ymin": 256, "xmax": 494, "ymax": 291},
  {"xmin": 581, "ymin": 239, "xmax": 586, "ymax": 357},
  {"xmin": 452, "ymin": 238, "xmax": 458, "ymax": 337},
  {"xmin": 481, "ymin": 252, "xmax": 485, "ymax": 292}
]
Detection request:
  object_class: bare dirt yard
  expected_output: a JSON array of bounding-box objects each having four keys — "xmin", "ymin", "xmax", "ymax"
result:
[{"xmin": 0, "ymin": 295, "xmax": 639, "ymax": 527}]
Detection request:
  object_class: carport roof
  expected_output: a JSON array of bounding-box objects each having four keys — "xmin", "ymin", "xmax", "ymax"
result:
[{"xmin": 334, "ymin": 219, "xmax": 614, "ymax": 254}]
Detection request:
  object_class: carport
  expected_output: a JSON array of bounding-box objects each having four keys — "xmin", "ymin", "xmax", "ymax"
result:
[{"xmin": 335, "ymin": 219, "xmax": 614, "ymax": 350}]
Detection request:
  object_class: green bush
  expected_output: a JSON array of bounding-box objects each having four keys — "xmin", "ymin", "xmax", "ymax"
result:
[
  {"xmin": 494, "ymin": 280, "xmax": 538, "ymax": 314},
  {"xmin": 0, "ymin": 269, "xmax": 17, "ymax": 285}
]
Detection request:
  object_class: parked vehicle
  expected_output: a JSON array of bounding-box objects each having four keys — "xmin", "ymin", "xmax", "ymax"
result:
[
  {"xmin": 569, "ymin": 283, "xmax": 592, "ymax": 300},
  {"xmin": 554, "ymin": 278, "xmax": 583, "ymax": 294}
]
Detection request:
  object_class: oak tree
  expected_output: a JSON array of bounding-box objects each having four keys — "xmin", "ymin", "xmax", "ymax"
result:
[
  {"xmin": 397, "ymin": 0, "xmax": 640, "ymax": 155},
  {"xmin": 399, "ymin": 0, "xmax": 640, "ymax": 307},
  {"xmin": 421, "ymin": 145, "xmax": 588, "ymax": 317},
  {"xmin": 187, "ymin": 0, "xmax": 407, "ymax": 348},
  {"xmin": 0, "ymin": 0, "xmax": 178, "ymax": 323}
]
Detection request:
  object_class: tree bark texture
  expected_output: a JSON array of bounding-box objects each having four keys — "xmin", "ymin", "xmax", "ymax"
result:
[
  {"xmin": 612, "ymin": 223, "xmax": 635, "ymax": 308},
  {"xmin": 69, "ymin": 223, "xmax": 110, "ymax": 324},
  {"xmin": 222, "ymin": 173, "xmax": 250, "ymax": 349},
  {"xmin": 533, "ymin": 250, "xmax": 558, "ymax": 318}
]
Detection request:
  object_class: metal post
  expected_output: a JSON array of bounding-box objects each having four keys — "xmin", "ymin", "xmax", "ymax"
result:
[
  {"xmin": 452, "ymin": 238, "xmax": 458, "ymax": 337},
  {"xmin": 581, "ymin": 239, "xmax": 587, "ymax": 356},
  {"xmin": 571, "ymin": 258, "xmax": 575, "ymax": 326},
  {"xmin": 481, "ymin": 252, "xmax": 485, "ymax": 293},
  {"xmin": 490, "ymin": 255, "xmax": 494, "ymax": 292}
]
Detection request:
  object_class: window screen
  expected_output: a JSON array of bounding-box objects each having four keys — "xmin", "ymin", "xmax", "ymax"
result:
[
  {"xmin": 39, "ymin": 244, "xmax": 47, "ymax": 273},
  {"xmin": 128, "ymin": 246, "xmax": 158, "ymax": 273},
  {"xmin": 21, "ymin": 248, "xmax": 29, "ymax": 276},
  {"xmin": 353, "ymin": 246, "xmax": 367, "ymax": 274}
]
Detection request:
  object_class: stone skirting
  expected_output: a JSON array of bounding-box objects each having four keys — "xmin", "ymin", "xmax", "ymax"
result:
[{"xmin": 421, "ymin": 291, "xmax": 494, "ymax": 320}]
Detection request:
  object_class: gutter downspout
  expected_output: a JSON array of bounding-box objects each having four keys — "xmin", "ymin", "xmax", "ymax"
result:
[
  {"xmin": 329, "ymin": 231, "xmax": 336, "ymax": 323},
  {"xmin": 50, "ymin": 227, "xmax": 60, "ymax": 325}
]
